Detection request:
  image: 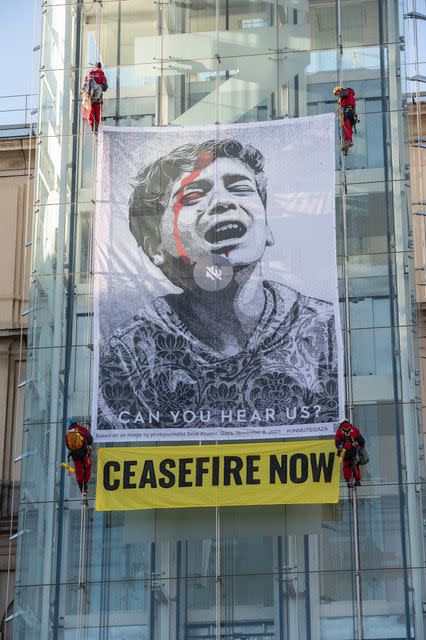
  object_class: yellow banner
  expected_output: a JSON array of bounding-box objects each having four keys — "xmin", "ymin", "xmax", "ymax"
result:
[{"xmin": 96, "ymin": 440, "xmax": 341, "ymax": 511}]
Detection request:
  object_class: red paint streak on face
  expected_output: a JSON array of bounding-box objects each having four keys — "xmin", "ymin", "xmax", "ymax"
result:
[{"xmin": 171, "ymin": 151, "xmax": 214, "ymax": 264}]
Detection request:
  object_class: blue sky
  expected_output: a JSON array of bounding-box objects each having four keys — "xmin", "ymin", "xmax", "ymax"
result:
[{"xmin": 0, "ymin": 0, "xmax": 39, "ymax": 97}]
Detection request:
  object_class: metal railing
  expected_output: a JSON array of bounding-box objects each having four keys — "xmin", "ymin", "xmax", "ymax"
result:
[{"xmin": 0, "ymin": 94, "xmax": 37, "ymax": 127}]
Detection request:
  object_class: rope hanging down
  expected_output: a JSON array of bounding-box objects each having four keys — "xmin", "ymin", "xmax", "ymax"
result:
[
  {"xmin": 75, "ymin": 2, "xmax": 103, "ymax": 638},
  {"xmin": 336, "ymin": 7, "xmax": 363, "ymax": 639},
  {"xmin": 76, "ymin": 499, "xmax": 88, "ymax": 640}
]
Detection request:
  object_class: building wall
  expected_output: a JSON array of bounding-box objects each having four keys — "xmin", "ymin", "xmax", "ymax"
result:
[
  {"xmin": 0, "ymin": 133, "xmax": 33, "ymax": 638},
  {"xmin": 12, "ymin": 1, "xmax": 426, "ymax": 639},
  {"xmin": 410, "ymin": 101, "xmax": 426, "ymax": 441}
]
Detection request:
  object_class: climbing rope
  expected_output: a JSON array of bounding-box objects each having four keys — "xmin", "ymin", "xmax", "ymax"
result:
[
  {"xmin": 214, "ymin": 3, "xmax": 222, "ymax": 639},
  {"xmin": 336, "ymin": 3, "xmax": 363, "ymax": 639},
  {"xmin": 75, "ymin": 2, "xmax": 103, "ymax": 637},
  {"xmin": 84, "ymin": 0, "xmax": 102, "ymax": 430},
  {"xmin": 76, "ymin": 499, "xmax": 88, "ymax": 640}
]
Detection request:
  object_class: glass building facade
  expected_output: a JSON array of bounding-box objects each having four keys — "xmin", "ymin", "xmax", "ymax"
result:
[{"xmin": 12, "ymin": 0, "xmax": 426, "ymax": 638}]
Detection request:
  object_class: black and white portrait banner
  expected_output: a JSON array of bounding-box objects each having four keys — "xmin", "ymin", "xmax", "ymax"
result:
[{"xmin": 92, "ymin": 115, "xmax": 344, "ymax": 442}]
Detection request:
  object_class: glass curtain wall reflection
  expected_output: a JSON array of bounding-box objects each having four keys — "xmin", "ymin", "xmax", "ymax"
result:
[{"xmin": 12, "ymin": 0, "xmax": 426, "ymax": 639}]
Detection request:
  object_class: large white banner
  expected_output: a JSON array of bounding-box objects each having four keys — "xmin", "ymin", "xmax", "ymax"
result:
[{"xmin": 92, "ymin": 115, "xmax": 344, "ymax": 442}]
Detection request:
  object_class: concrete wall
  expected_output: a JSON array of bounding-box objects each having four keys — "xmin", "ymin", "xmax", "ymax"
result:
[
  {"xmin": 410, "ymin": 102, "xmax": 426, "ymax": 452},
  {"xmin": 0, "ymin": 133, "xmax": 33, "ymax": 638}
]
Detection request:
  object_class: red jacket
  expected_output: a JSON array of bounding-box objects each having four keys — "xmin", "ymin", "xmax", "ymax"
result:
[
  {"xmin": 89, "ymin": 68, "xmax": 107, "ymax": 87},
  {"xmin": 339, "ymin": 87, "xmax": 356, "ymax": 110},
  {"xmin": 335, "ymin": 421, "xmax": 365, "ymax": 451}
]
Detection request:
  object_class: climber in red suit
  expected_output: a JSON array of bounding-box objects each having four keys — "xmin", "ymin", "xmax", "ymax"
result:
[
  {"xmin": 83, "ymin": 62, "xmax": 108, "ymax": 131},
  {"xmin": 335, "ymin": 419, "xmax": 365, "ymax": 487},
  {"xmin": 333, "ymin": 86, "xmax": 357, "ymax": 153},
  {"xmin": 65, "ymin": 419, "xmax": 93, "ymax": 496}
]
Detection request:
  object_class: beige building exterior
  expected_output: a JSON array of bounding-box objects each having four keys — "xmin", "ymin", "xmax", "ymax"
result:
[
  {"xmin": 410, "ymin": 101, "xmax": 426, "ymax": 441},
  {"xmin": 411, "ymin": 101, "xmax": 426, "ymax": 294},
  {"xmin": 0, "ymin": 125, "xmax": 33, "ymax": 637}
]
